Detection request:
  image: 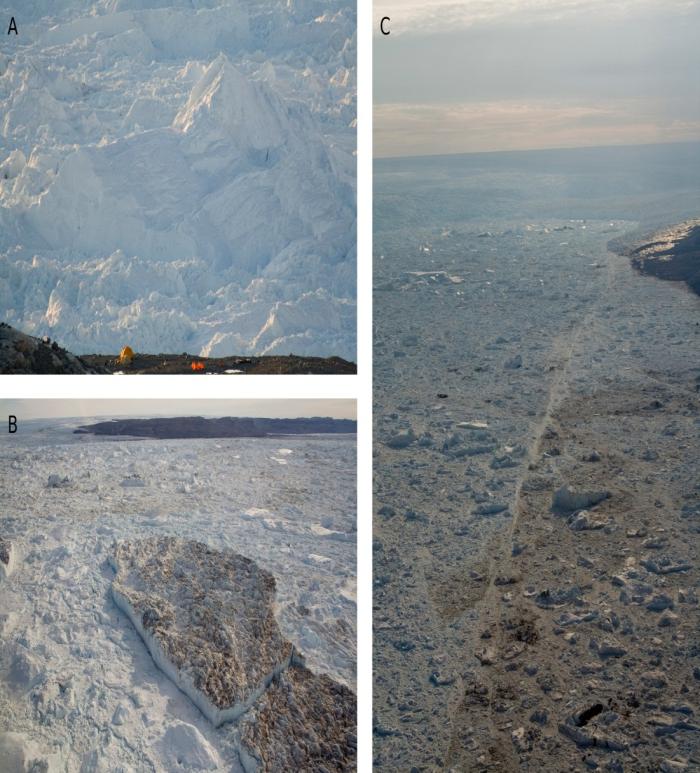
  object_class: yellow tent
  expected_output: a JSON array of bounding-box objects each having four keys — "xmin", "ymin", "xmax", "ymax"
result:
[{"xmin": 117, "ymin": 346, "xmax": 134, "ymax": 365}]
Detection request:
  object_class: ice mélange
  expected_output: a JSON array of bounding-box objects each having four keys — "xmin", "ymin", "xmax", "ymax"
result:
[
  {"xmin": 373, "ymin": 143, "xmax": 700, "ymax": 771},
  {"xmin": 0, "ymin": 418, "xmax": 357, "ymax": 770}
]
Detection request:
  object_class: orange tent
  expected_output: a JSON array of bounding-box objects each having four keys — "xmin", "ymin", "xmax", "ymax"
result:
[{"xmin": 118, "ymin": 346, "xmax": 134, "ymax": 365}]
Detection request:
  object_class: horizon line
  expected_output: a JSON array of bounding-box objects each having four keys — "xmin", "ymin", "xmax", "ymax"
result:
[
  {"xmin": 13, "ymin": 413, "xmax": 356, "ymax": 423},
  {"xmin": 374, "ymin": 137, "xmax": 700, "ymax": 163}
]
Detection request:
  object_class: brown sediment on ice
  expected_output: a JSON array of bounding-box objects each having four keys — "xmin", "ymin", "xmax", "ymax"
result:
[
  {"xmin": 445, "ymin": 381, "xmax": 700, "ymax": 772},
  {"xmin": 110, "ymin": 537, "xmax": 356, "ymax": 770},
  {"xmin": 611, "ymin": 219, "xmax": 700, "ymax": 297},
  {"xmin": 110, "ymin": 537, "xmax": 291, "ymax": 726},
  {"xmin": 239, "ymin": 663, "xmax": 357, "ymax": 772}
]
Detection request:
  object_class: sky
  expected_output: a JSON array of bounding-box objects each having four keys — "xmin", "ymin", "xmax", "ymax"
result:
[
  {"xmin": 374, "ymin": 0, "xmax": 700, "ymax": 157},
  {"xmin": 1, "ymin": 399, "xmax": 356, "ymax": 421}
]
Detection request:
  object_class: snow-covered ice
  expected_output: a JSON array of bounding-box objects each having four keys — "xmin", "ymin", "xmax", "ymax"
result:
[
  {"xmin": 0, "ymin": 0, "xmax": 356, "ymax": 359},
  {"xmin": 0, "ymin": 419, "xmax": 356, "ymax": 771}
]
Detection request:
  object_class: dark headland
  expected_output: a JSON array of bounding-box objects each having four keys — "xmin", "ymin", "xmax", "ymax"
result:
[
  {"xmin": 0, "ymin": 323, "xmax": 356, "ymax": 374},
  {"xmin": 74, "ymin": 416, "xmax": 357, "ymax": 439},
  {"xmin": 610, "ymin": 218, "xmax": 700, "ymax": 296}
]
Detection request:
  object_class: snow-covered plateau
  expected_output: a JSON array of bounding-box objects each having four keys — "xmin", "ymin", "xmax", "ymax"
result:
[
  {"xmin": 0, "ymin": 420, "xmax": 356, "ymax": 771},
  {"xmin": 0, "ymin": 0, "xmax": 356, "ymax": 358}
]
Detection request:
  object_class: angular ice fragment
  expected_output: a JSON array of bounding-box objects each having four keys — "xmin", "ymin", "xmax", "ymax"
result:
[
  {"xmin": 0, "ymin": 538, "xmax": 17, "ymax": 579},
  {"xmin": 552, "ymin": 486, "xmax": 609, "ymax": 514}
]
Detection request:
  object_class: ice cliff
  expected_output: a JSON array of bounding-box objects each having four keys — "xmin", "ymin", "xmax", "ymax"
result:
[{"xmin": 0, "ymin": 0, "xmax": 356, "ymax": 358}]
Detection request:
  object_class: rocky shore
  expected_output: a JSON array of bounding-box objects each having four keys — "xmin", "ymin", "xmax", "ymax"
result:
[
  {"xmin": 81, "ymin": 351, "xmax": 357, "ymax": 375},
  {"xmin": 611, "ymin": 219, "xmax": 700, "ymax": 297},
  {"xmin": 0, "ymin": 323, "xmax": 99, "ymax": 374},
  {"xmin": 0, "ymin": 324, "xmax": 356, "ymax": 374}
]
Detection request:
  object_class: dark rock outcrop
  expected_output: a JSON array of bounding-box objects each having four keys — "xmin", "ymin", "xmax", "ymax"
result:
[
  {"xmin": 0, "ymin": 323, "xmax": 101, "ymax": 374},
  {"xmin": 77, "ymin": 416, "xmax": 356, "ymax": 439}
]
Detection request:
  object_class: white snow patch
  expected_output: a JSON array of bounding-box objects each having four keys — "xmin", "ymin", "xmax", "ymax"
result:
[
  {"xmin": 161, "ymin": 722, "xmax": 220, "ymax": 770},
  {"xmin": 310, "ymin": 523, "xmax": 353, "ymax": 542}
]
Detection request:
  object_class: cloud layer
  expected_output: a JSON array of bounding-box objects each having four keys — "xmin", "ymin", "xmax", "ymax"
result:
[
  {"xmin": 374, "ymin": 0, "xmax": 698, "ymax": 38},
  {"xmin": 374, "ymin": 0, "xmax": 700, "ymax": 156},
  {"xmin": 375, "ymin": 99, "xmax": 700, "ymax": 157}
]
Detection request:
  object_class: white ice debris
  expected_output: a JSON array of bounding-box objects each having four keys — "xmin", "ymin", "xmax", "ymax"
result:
[
  {"xmin": 0, "ymin": 149, "xmax": 26, "ymax": 180},
  {"xmin": 0, "ymin": 732, "xmax": 61, "ymax": 773},
  {"xmin": 310, "ymin": 523, "xmax": 353, "ymax": 541},
  {"xmin": 0, "ymin": 538, "xmax": 17, "ymax": 580},
  {"xmin": 161, "ymin": 722, "xmax": 221, "ymax": 770},
  {"xmin": 120, "ymin": 475, "xmax": 146, "ymax": 488},
  {"xmin": 307, "ymin": 553, "xmax": 332, "ymax": 566},
  {"xmin": 553, "ymin": 486, "xmax": 610, "ymax": 513}
]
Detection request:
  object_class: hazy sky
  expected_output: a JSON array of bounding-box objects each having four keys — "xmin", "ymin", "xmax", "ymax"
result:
[
  {"xmin": 374, "ymin": 0, "xmax": 700, "ymax": 157},
  {"xmin": 2, "ymin": 399, "xmax": 356, "ymax": 421}
]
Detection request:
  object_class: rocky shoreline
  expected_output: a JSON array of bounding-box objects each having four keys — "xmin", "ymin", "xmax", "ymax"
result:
[
  {"xmin": 0, "ymin": 324, "xmax": 356, "ymax": 374},
  {"xmin": 75, "ymin": 416, "xmax": 357, "ymax": 439},
  {"xmin": 610, "ymin": 219, "xmax": 700, "ymax": 297},
  {"xmin": 0, "ymin": 323, "xmax": 99, "ymax": 374},
  {"xmin": 81, "ymin": 352, "xmax": 357, "ymax": 375}
]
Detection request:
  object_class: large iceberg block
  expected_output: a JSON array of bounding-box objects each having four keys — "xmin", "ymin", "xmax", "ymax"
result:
[{"xmin": 109, "ymin": 537, "xmax": 294, "ymax": 726}]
